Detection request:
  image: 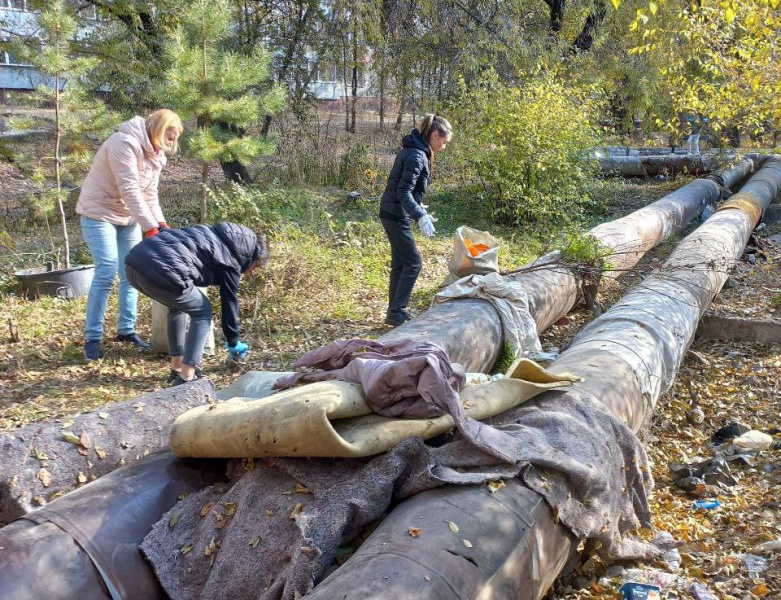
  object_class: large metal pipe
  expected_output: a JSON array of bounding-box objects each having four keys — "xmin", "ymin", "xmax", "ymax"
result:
[
  {"xmin": 307, "ymin": 157, "xmax": 781, "ymax": 600},
  {"xmin": 382, "ymin": 159, "xmax": 756, "ymax": 371},
  {"xmin": 0, "ymin": 451, "xmax": 226, "ymax": 600}
]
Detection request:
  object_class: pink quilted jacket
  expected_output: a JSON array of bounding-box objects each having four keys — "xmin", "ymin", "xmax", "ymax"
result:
[{"xmin": 76, "ymin": 116, "xmax": 167, "ymax": 232}]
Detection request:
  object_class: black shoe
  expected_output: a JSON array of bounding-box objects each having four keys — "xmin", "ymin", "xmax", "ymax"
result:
[
  {"xmin": 166, "ymin": 367, "xmax": 202, "ymax": 384},
  {"xmin": 117, "ymin": 332, "xmax": 152, "ymax": 350},
  {"xmin": 84, "ymin": 339, "xmax": 104, "ymax": 361},
  {"xmin": 171, "ymin": 373, "xmax": 199, "ymax": 387},
  {"xmin": 385, "ymin": 310, "xmax": 410, "ymax": 327}
]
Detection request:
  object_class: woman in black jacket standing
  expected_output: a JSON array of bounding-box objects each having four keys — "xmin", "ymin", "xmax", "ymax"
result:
[
  {"xmin": 379, "ymin": 114, "xmax": 453, "ymax": 326},
  {"xmin": 124, "ymin": 222, "xmax": 270, "ymax": 386}
]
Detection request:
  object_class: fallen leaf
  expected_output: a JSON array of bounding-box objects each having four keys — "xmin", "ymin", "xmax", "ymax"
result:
[
  {"xmin": 487, "ymin": 480, "xmax": 506, "ymax": 493},
  {"xmin": 462, "ymin": 539, "xmax": 473, "ymax": 548},
  {"xmin": 77, "ymin": 472, "xmax": 87, "ymax": 484},
  {"xmin": 180, "ymin": 544, "xmax": 193, "ymax": 555},
  {"xmin": 62, "ymin": 431, "xmax": 80, "ymax": 444},
  {"xmin": 222, "ymin": 501, "xmax": 237, "ymax": 516},
  {"xmin": 98, "ymin": 412, "xmax": 109, "ymax": 419},
  {"xmin": 34, "ymin": 450, "xmax": 48, "ymax": 460},
  {"xmin": 178, "ymin": 493, "xmax": 189, "ymax": 501},
  {"xmin": 447, "ymin": 521, "xmax": 459, "ymax": 533},
  {"xmin": 79, "ymin": 431, "xmax": 91, "ymax": 449},
  {"xmin": 294, "ymin": 483, "xmax": 311, "ymax": 494},
  {"xmin": 751, "ymin": 583, "xmax": 769, "ymax": 597},
  {"xmin": 408, "ymin": 527, "xmax": 422, "ymax": 538},
  {"xmin": 249, "ymin": 536, "xmax": 261, "ymax": 548},
  {"xmin": 289, "ymin": 502, "xmax": 304, "ymax": 520},
  {"xmin": 169, "ymin": 512, "xmax": 180, "ymax": 528},
  {"xmin": 204, "ymin": 537, "xmax": 218, "ymax": 557},
  {"xmin": 200, "ymin": 501, "xmax": 216, "ymax": 518},
  {"xmin": 37, "ymin": 468, "xmax": 52, "ymax": 487},
  {"xmin": 76, "ymin": 445, "xmax": 89, "ymax": 456},
  {"xmin": 266, "ymin": 509, "xmax": 274, "ymax": 516},
  {"xmin": 552, "ymin": 506, "xmax": 560, "ymax": 524},
  {"xmin": 95, "ymin": 447, "xmax": 107, "ymax": 459}
]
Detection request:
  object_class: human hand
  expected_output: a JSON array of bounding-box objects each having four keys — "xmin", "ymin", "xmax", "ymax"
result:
[
  {"xmin": 225, "ymin": 340, "xmax": 249, "ymax": 359},
  {"xmin": 158, "ymin": 222, "xmax": 170, "ymax": 230},
  {"xmin": 417, "ymin": 214, "xmax": 436, "ymax": 237}
]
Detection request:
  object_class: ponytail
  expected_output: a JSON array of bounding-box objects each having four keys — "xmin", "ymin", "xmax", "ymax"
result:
[
  {"xmin": 419, "ymin": 114, "xmax": 452, "ymax": 142},
  {"xmin": 418, "ymin": 114, "xmax": 452, "ymax": 177}
]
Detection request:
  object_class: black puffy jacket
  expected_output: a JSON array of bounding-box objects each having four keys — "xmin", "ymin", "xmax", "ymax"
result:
[
  {"xmin": 125, "ymin": 222, "xmax": 266, "ymax": 346},
  {"xmin": 379, "ymin": 128, "xmax": 431, "ymax": 222}
]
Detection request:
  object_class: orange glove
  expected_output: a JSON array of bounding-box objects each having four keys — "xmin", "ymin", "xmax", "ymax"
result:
[{"xmin": 144, "ymin": 227, "xmax": 159, "ymax": 239}]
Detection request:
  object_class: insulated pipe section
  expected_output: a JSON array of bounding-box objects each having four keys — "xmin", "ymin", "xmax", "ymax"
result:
[
  {"xmin": 551, "ymin": 157, "xmax": 781, "ymax": 429},
  {"xmin": 0, "ymin": 451, "xmax": 226, "ymax": 600},
  {"xmin": 713, "ymin": 156, "xmax": 755, "ymax": 190},
  {"xmin": 379, "ymin": 298, "xmax": 502, "ymax": 372},
  {"xmin": 308, "ymin": 158, "xmax": 781, "ymax": 600},
  {"xmin": 306, "ymin": 480, "xmax": 576, "ymax": 600},
  {"xmin": 381, "ymin": 158, "xmax": 750, "ymax": 373}
]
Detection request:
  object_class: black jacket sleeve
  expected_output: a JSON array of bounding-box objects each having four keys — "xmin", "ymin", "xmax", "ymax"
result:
[
  {"xmin": 218, "ymin": 269, "xmax": 242, "ymax": 346},
  {"xmin": 396, "ymin": 152, "xmax": 427, "ymax": 221}
]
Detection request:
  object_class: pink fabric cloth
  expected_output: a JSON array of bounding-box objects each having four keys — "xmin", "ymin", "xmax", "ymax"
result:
[
  {"xmin": 76, "ymin": 116, "xmax": 167, "ymax": 232},
  {"xmin": 274, "ymin": 339, "xmax": 523, "ymax": 462}
]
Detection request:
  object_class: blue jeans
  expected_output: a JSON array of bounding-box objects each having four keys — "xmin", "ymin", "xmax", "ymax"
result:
[
  {"xmin": 125, "ymin": 265, "xmax": 213, "ymax": 366},
  {"xmin": 80, "ymin": 216, "xmax": 142, "ymax": 342}
]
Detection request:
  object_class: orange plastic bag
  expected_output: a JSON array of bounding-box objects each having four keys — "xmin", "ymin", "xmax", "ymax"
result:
[{"xmin": 464, "ymin": 238, "xmax": 491, "ymax": 257}]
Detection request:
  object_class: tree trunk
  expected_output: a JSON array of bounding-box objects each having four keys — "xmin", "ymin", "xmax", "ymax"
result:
[
  {"xmin": 260, "ymin": 2, "xmax": 311, "ymax": 137},
  {"xmin": 54, "ymin": 75, "xmax": 70, "ymax": 269},
  {"xmin": 570, "ymin": 1, "xmax": 607, "ymax": 53},
  {"xmin": 342, "ymin": 35, "xmax": 350, "ymax": 131},
  {"xmin": 200, "ymin": 162, "xmax": 209, "ymax": 223},
  {"xmin": 307, "ymin": 157, "xmax": 781, "ymax": 600},
  {"xmin": 350, "ymin": 20, "xmax": 358, "ymax": 134},
  {"xmin": 394, "ymin": 75, "xmax": 406, "ymax": 130},
  {"xmin": 218, "ymin": 122, "xmax": 252, "ymax": 185},
  {"xmin": 379, "ymin": 69, "xmax": 386, "ymax": 129}
]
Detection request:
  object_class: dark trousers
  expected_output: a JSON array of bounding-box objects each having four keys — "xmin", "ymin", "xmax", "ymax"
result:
[
  {"xmin": 381, "ymin": 217, "xmax": 422, "ymax": 316},
  {"xmin": 125, "ymin": 264, "xmax": 213, "ymax": 366}
]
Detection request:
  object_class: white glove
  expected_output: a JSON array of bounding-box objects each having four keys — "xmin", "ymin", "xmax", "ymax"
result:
[{"xmin": 418, "ymin": 214, "xmax": 436, "ymax": 237}]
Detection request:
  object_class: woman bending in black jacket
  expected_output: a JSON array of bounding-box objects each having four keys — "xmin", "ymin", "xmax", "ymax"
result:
[
  {"xmin": 125, "ymin": 222, "xmax": 270, "ymax": 386},
  {"xmin": 379, "ymin": 114, "xmax": 453, "ymax": 326}
]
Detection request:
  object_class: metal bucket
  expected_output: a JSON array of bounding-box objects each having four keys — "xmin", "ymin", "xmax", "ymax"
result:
[{"xmin": 14, "ymin": 264, "xmax": 94, "ymax": 300}]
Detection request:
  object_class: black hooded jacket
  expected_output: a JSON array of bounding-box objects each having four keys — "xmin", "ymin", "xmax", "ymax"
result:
[
  {"xmin": 125, "ymin": 222, "xmax": 265, "ymax": 346},
  {"xmin": 379, "ymin": 128, "xmax": 431, "ymax": 222}
]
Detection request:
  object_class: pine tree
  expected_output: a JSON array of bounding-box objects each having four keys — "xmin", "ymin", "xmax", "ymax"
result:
[
  {"xmin": 12, "ymin": 0, "xmax": 115, "ymax": 269},
  {"xmin": 160, "ymin": 0, "xmax": 286, "ymax": 222}
]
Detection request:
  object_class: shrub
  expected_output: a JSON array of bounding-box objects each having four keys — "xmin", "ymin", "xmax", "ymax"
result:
[
  {"xmin": 206, "ymin": 183, "xmax": 329, "ymax": 232},
  {"xmin": 448, "ymin": 71, "xmax": 602, "ymax": 225}
]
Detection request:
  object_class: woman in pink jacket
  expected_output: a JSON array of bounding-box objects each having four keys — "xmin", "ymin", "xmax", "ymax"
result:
[{"xmin": 77, "ymin": 109, "xmax": 183, "ymax": 360}]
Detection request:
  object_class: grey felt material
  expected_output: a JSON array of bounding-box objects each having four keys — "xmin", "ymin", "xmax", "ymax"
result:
[
  {"xmin": 0, "ymin": 378, "xmax": 216, "ymax": 524},
  {"xmin": 142, "ymin": 386, "xmax": 660, "ymax": 600}
]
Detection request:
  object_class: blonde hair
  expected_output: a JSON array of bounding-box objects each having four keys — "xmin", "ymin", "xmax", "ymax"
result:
[
  {"xmin": 419, "ymin": 114, "xmax": 453, "ymax": 142},
  {"xmin": 146, "ymin": 109, "xmax": 183, "ymax": 154}
]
